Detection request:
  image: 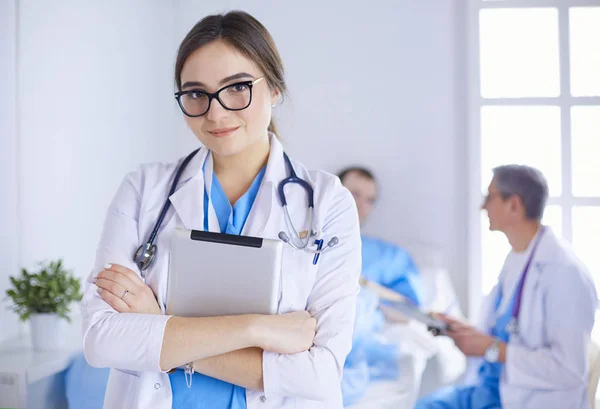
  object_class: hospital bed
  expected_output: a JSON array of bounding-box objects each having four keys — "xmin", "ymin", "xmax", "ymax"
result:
[{"xmin": 348, "ymin": 242, "xmax": 467, "ymax": 409}]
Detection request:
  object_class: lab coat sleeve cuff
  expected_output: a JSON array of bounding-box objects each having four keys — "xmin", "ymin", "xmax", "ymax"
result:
[
  {"xmin": 262, "ymin": 347, "xmax": 340, "ymax": 401},
  {"xmin": 262, "ymin": 349, "xmax": 281, "ymax": 398},
  {"xmin": 147, "ymin": 314, "xmax": 173, "ymax": 372}
]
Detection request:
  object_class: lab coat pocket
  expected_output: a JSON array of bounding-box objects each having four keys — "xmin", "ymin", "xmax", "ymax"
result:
[
  {"xmin": 279, "ymin": 245, "xmax": 318, "ymax": 313},
  {"xmin": 103, "ymin": 369, "xmax": 141, "ymax": 409}
]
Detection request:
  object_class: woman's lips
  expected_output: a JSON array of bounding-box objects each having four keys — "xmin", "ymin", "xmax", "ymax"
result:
[{"xmin": 207, "ymin": 126, "xmax": 240, "ymax": 138}]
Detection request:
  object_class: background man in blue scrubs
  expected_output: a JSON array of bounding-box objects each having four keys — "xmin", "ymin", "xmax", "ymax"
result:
[
  {"xmin": 338, "ymin": 166, "xmax": 424, "ymax": 406},
  {"xmin": 338, "ymin": 166, "xmax": 423, "ymax": 305}
]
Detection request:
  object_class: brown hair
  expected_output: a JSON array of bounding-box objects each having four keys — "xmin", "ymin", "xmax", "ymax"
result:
[
  {"xmin": 337, "ymin": 166, "xmax": 377, "ymax": 185},
  {"xmin": 175, "ymin": 11, "xmax": 286, "ymax": 136}
]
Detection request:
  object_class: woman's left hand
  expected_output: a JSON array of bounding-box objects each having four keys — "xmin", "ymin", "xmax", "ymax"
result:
[{"xmin": 94, "ymin": 264, "xmax": 162, "ymax": 315}]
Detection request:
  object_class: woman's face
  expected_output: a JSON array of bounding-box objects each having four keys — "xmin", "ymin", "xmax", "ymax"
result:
[{"xmin": 178, "ymin": 40, "xmax": 279, "ymax": 157}]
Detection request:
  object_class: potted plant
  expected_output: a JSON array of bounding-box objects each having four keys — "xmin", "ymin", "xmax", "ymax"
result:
[{"xmin": 5, "ymin": 259, "xmax": 83, "ymax": 350}]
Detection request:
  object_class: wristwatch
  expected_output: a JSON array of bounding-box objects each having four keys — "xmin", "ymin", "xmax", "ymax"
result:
[{"xmin": 484, "ymin": 339, "xmax": 500, "ymax": 363}]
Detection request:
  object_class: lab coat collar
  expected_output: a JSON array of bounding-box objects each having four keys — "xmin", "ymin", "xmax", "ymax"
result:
[
  {"xmin": 168, "ymin": 133, "xmax": 286, "ymax": 236},
  {"xmin": 506, "ymin": 226, "xmax": 558, "ymax": 317},
  {"xmin": 167, "ymin": 147, "xmax": 209, "ymax": 231},
  {"xmin": 507, "ymin": 225, "xmax": 556, "ymax": 271},
  {"xmin": 176, "ymin": 145, "xmax": 210, "ymax": 185},
  {"xmin": 530, "ymin": 225, "xmax": 558, "ymax": 271},
  {"xmin": 241, "ymin": 133, "xmax": 286, "ymax": 236},
  {"xmin": 262, "ymin": 133, "xmax": 286, "ymax": 184},
  {"xmin": 241, "ymin": 134, "xmax": 293, "ymax": 236},
  {"xmin": 201, "ymin": 153, "xmax": 221, "ymax": 232}
]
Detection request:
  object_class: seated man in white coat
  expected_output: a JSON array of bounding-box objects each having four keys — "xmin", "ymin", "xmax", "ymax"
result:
[{"xmin": 417, "ymin": 164, "xmax": 598, "ymax": 409}]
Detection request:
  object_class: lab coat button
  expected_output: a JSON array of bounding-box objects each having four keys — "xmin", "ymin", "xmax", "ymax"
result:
[
  {"xmin": 154, "ymin": 383, "xmax": 161, "ymax": 390},
  {"xmin": 260, "ymin": 395, "xmax": 267, "ymax": 403}
]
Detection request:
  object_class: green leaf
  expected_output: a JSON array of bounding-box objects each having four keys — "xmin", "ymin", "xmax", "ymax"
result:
[{"xmin": 4, "ymin": 258, "xmax": 83, "ymax": 321}]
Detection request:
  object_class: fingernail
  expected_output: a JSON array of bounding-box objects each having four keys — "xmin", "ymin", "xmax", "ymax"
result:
[
  {"xmin": 104, "ymin": 263, "xmax": 112, "ymax": 269},
  {"xmin": 97, "ymin": 288, "xmax": 103, "ymax": 294},
  {"xmin": 93, "ymin": 278, "xmax": 97, "ymax": 284}
]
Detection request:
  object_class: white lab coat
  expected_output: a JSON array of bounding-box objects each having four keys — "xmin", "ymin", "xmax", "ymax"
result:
[
  {"xmin": 81, "ymin": 136, "xmax": 362, "ymax": 409},
  {"xmin": 462, "ymin": 227, "xmax": 597, "ymax": 409}
]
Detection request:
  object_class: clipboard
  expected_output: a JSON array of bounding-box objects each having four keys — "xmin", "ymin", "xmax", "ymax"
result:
[
  {"xmin": 378, "ymin": 299, "xmax": 450, "ymax": 336},
  {"xmin": 360, "ymin": 277, "xmax": 450, "ymax": 336}
]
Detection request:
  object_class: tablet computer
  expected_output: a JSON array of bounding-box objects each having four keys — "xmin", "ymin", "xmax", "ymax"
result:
[
  {"xmin": 379, "ymin": 299, "xmax": 451, "ymax": 336},
  {"xmin": 166, "ymin": 228, "xmax": 283, "ymax": 317}
]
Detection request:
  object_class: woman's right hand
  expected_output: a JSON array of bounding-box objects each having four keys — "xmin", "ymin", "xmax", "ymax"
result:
[{"xmin": 253, "ymin": 311, "xmax": 317, "ymax": 354}]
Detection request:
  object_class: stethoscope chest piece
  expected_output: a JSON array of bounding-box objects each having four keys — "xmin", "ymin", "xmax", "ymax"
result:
[{"xmin": 135, "ymin": 242, "xmax": 157, "ymax": 273}]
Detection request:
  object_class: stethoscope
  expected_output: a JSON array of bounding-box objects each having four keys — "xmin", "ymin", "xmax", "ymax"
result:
[
  {"xmin": 503, "ymin": 226, "xmax": 546, "ymax": 335},
  {"xmin": 277, "ymin": 153, "xmax": 339, "ymax": 253},
  {"xmin": 133, "ymin": 149, "xmax": 339, "ymax": 277}
]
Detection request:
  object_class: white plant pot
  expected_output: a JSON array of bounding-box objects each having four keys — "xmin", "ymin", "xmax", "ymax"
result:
[{"xmin": 30, "ymin": 313, "xmax": 67, "ymax": 351}]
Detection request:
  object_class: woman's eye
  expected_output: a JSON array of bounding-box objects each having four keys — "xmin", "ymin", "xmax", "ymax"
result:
[{"xmin": 230, "ymin": 84, "xmax": 248, "ymax": 92}]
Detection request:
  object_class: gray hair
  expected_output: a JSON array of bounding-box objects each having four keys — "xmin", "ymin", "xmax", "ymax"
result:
[{"xmin": 493, "ymin": 165, "xmax": 549, "ymax": 221}]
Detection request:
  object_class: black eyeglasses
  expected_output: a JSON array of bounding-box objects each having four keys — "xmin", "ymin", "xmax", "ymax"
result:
[{"xmin": 174, "ymin": 77, "xmax": 265, "ymax": 117}]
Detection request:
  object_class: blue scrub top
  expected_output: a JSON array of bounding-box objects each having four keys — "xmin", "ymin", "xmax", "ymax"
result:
[
  {"xmin": 169, "ymin": 165, "xmax": 266, "ymax": 409},
  {"xmin": 342, "ymin": 237, "xmax": 423, "ymax": 406},
  {"xmin": 414, "ymin": 282, "xmax": 517, "ymax": 409},
  {"xmin": 360, "ymin": 236, "xmax": 423, "ymax": 306},
  {"xmin": 474, "ymin": 283, "xmax": 516, "ymax": 403},
  {"xmin": 341, "ymin": 287, "xmax": 399, "ymax": 407}
]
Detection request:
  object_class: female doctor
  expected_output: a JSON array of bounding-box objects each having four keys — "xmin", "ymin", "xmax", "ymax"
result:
[
  {"xmin": 416, "ymin": 165, "xmax": 597, "ymax": 409},
  {"xmin": 82, "ymin": 10, "xmax": 361, "ymax": 409}
]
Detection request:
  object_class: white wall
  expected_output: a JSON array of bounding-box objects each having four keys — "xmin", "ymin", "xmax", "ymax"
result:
[
  {"xmin": 0, "ymin": 0, "xmax": 20, "ymax": 342},
  {"xmin": 174, "ymin": 0, "xmax": 469, "ymax": 311},
  {"xmin": 16, "ymin": 0, "xmax": 181, "ymax": 288},
  {"xmin": 1, "ymin": 1, "xmax": 469, "ymax": 336}
]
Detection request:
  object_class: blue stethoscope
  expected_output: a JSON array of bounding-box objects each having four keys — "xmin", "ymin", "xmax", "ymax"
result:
[
  {"xmin": 503, "ymin": 226, "xmax": 546, "ymax": 335},
  {"xmin": 133, "ymin": 149, "xmax": 339, "ymax": 274}
]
